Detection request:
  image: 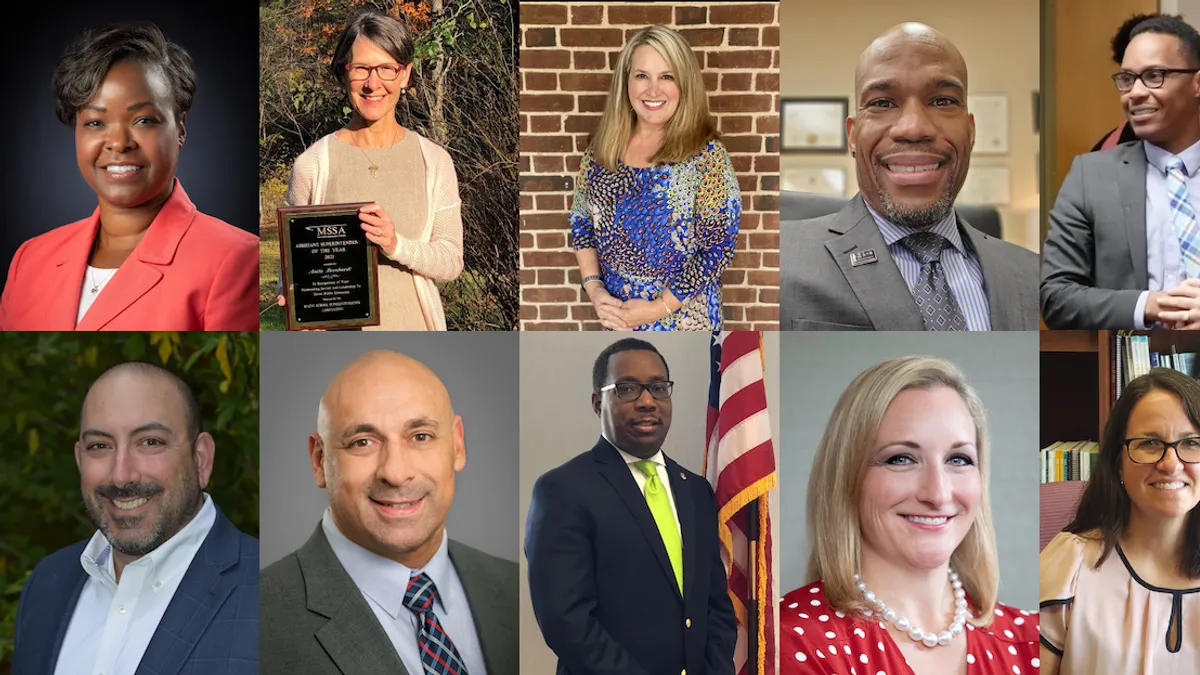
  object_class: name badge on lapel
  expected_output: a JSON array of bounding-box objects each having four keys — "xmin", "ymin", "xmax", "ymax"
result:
[{"xmin": 850, "ymin": 249, "xmax": 878, "ymax": 267}]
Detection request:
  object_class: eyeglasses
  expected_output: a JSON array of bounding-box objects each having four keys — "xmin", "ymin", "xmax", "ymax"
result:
[
  {"xmin": 346, "ymin": 63, "xmax": 405, "ymax": 82},
  {"xmin": 1111, "ymin": 68, "xmax": 1200, "ymax": 92},
  {"xmin": 1123, "ymin": 437, "xmax": 1200, "ymax": 464},
  {"xmin": 600, "ymin": 381, "xmax": 674, "ymax": 401}
]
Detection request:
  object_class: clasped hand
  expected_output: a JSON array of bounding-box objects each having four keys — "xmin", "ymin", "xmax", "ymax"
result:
[
  {"xmin": 587, "ymin": 286, "xmax": 665, "ymax": 330},
  {"xmin": 1155, "ymin": 279, "xmax": 1200, "ymax": 329}
]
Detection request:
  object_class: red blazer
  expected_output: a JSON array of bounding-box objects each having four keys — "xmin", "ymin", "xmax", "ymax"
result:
[{"xmin": 0, "ymin": 180, "xmax": 259, "ymax": 330}]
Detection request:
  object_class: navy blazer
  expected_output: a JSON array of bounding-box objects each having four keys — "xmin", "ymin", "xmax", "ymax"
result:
[
  {"xmin": 12, "ymin": 505, "xmax": 259, "ymax": 675},
  {"xmin": 525, "ymin": 437, "xmax": 737, "ymax": 675}
]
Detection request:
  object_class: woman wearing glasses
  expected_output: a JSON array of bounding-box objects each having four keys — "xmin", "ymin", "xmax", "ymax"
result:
[
  {"xmin": 571, "ymin": 26, "xmax": 739, "ymax": 331},
  {"xmin": 282, "ymin": 9, "xmax": 463, "ymax": 330},
  {"xmin": 1040, "ymin": 368, "xmax": 1200, "ymax": 674}
]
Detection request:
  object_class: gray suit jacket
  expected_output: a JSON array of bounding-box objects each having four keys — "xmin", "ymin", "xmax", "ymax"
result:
[
  {"xmin": 780, "ymin": 194, "xmax": 1039, "ymax": 330},
  {"xmin": 1041, "ymin": 141, "xmax": 1151, "ymax": 328},
  {"xmin": 260, "ymin": 525, "xmax": 518, "ymax": 675}
]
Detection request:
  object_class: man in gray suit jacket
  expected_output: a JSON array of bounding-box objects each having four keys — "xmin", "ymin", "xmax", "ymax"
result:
[
  {"xmin": 781, "ymin": 23, "xmax": 1039, "ymax": 331},
  {"xmin": 1042, "ymin": 15, "xmax": 1200, "ymax": 329},
  {"xmin": 260, "ymin": 350, "xmax": 518, "ymax": 675}
]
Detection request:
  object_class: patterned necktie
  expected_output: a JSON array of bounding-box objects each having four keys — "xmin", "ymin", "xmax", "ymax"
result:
[
  {"xmin": 403, "ymin": 572, "xmax": 469, "ymax": 675},
  {"xmin": 634, "ymin": 460, "xmax": 683, "ymax": 593},
  {"xmin": 898, "ymin": 231, "xmax": 967, "ymax": 331},
  {"xmin": 1165, "ymin": 155, "xmax": 1200, "ymax": 279}
]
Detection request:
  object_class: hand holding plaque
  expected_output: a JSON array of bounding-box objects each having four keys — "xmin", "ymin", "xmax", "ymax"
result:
[{"xmin": 277, "ymin": 202, "xmax": 381, "ymax": 330}]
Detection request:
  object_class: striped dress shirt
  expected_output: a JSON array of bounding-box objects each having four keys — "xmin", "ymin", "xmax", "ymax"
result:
[{"xmin": 865, "ymin": 202, "xmax": 992, "ymax": 331}]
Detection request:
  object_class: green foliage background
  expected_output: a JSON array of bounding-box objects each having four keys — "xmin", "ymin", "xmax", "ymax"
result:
[{"xmin": 0, "ymin": 332, "xmax": 260, "ymax": 669}]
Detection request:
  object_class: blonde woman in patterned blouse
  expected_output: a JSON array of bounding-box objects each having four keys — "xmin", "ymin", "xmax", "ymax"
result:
[
  {"xmin": 571, "ymin": 25, "xmax": 739, "ymax": 331},
  {"xmin": 280, "ymin": 9, "xmax": 463, "ymax": 330}
]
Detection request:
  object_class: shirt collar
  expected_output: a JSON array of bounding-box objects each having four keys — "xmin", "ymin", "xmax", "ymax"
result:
[
  {"xmin": 865, "ymin": 200, "xmax": 968, "ymax": 256},
  {"xmin": 79, "ymin": 492, "xmax": 215, "ymax": 590},
  {"xmin": 614, "ymin": 445, "xmax": 666, "ymax": 469},
  {"xmin": 1144, "ymin": 137, "xmax": 1200, "ymax": 176},
  {"xmin": 322, "ymin": 508, "xmax": 454, "ymax": 619}
]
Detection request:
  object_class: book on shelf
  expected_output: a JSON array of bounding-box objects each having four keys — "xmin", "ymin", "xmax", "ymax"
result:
[
  {"xmin": 1112, "ymin": 334, "xmax": 1196, "ymax": 404},
  {"xmin": 1040, "ymin": 441, "xmax": 1099, "ymax": 483}
]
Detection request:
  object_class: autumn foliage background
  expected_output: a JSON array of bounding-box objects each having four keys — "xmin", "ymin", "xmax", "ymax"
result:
[
  {"xmin": 258, "ymin": 0, "xmax": 520, "ymax": 330},
  {"xmin": 0, "ymin": 332, "xmax": 260, "ymax": 670}
]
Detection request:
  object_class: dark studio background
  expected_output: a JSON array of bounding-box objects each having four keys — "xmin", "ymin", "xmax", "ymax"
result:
[{"xmin": 0, "ymin": 0, "xmax": 260, "ymax": 296}]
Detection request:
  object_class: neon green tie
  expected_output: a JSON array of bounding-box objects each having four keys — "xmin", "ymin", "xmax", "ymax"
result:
[{"xmin": 634, "ymin": 460, "xmax": 683, "ymax": 593}]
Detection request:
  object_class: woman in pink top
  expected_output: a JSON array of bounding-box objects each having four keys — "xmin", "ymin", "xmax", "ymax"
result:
[
  {"xmin": 1041, "ymin": 368, "xmax": 1200, "ymax": 674},
  {"xmin": 781, "ymin": 356, "xmax": 1038, "ymax": 675}
]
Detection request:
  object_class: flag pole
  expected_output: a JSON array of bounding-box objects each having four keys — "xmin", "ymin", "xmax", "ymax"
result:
[{"xmin": 747, "ymin": 497, "xmax": 759, "ymax": 675}]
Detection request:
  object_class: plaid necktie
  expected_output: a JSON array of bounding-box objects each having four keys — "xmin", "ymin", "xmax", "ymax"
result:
[
  {"xmin": 899, "ymin": 231, "xmax": 967, "ymax": 331},
  {"xmin": 1165, "ymin": 155, "xmax": 1200, "ymax": 279},
  {"xmin": 634, "ymin": 460, "xmax": 683, "ymax": 593},
  {"xmin": 403, "ymin": 572, "xmax": 469, "ymax": 675}
]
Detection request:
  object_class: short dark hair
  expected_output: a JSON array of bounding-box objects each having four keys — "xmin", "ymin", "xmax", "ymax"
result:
[
  {"xmin": 52, "ymin": 22, "xmax": 196, "ymax": 127},
  {"xmin": 1112, "ymin": 13, "xmax": 1160, "ymax": 64},
  {"xmin": 1066, "ymin": 368, "xmax": 1200, "ymax": 576},
  {"xmin": 329, "ymin": 9, "xmax": 415, "ymax": 88},
  {"xmin": 1129, "ymin": 14, "xmax": 1200, "ymax": 68},
  {"xmin": 592, "ymin": 338, "xmax": 670, "ymax": 392},
  {"xmin": 83, "ymin": 361, "xmax": 203, "ymax": 440}
]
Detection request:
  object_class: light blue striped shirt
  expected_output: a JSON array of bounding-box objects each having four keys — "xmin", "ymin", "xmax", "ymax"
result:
[
  {"xmin": 865, "ymin": 203, "xmax": 992, "ymax": 331},
  {"xmin": 322, "ymin": 509, "xmax": 488, "ymax": 675},
  {"xmin": 1133, "ymin": 139, "xmax": 1200, "ymax": 328}
]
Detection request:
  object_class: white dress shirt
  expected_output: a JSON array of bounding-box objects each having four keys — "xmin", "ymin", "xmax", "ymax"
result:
[
  {"xmin": 76, "ymin": 265, "xmax": 119, "ymax": 325},
  {"xmin": 1133, "ymin": 138, "xmax": 1200, "ymax": 328},
  {"xmin": 54, "ymin": 493, "xmax": 216, "ymax": 675},
  {"xmin": 321, "ymin": 509, "xmax": 488, "ymax": 675},
  {"xmin": 613, "ymin": 444, "xmax": 682, "ymax": 541}
]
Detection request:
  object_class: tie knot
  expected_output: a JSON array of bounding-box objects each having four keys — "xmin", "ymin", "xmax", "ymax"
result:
[
  {"xmin": 1168, "ymin": 155, "xmax": 1189, "ymax": 177},
  {"xmin": 899, "ymin": 231, "xmax": 950, "ymax": 265},
  {"xmin": 634, "ymin": 460, "xmax": 658, "ymax": 479},
  {"xmin": 404, "ymin": 571, "xmax": 439, "ymax": 614}
]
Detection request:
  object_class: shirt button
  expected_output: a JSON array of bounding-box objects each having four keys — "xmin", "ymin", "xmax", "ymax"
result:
[
  {"xmin": 685, "ymin": 618, "xmax": 691, "ymax": 628},
  {"xmin": 153, "ymin": 581, "xmax": 162, "ymax": 589},
  {"xmin": 117, "ymin": 604, "xmax": 125, "ymax": 614}
]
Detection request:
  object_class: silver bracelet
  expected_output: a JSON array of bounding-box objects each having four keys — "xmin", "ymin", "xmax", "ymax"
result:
[
  {"xmin": 581, "ymin": 275, "xmax": 603, "ymax": 292},
  {"xmin": 661, "ymin": 298, "xmax": 672, "ymax": 315}
]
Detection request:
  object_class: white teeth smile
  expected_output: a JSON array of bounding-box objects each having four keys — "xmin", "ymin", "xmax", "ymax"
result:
[
  {"xmin": 105, "ymin": 166, "xmax": 141, "ymax": 174},
  {"xmin": 886, "ymin": 163, "xmax": 941, "ymax": 173},
  {"xmin": 1151, "ymin": 482, "xmax": 1187, "ymax": 490},
  {"xmin": 113, "ymin": 497, "xmax": 149, "ymax": 510},
  {"xmin": 643, "ymin": 101, "xmax": 666, "ymax": 109},
  {"xmin": 904, "ymin": 515, "xmax": 949, "ymax": 525}
]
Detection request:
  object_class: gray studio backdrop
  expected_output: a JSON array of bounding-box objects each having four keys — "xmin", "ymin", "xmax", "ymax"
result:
[
  {"xmin": 518, "ymin": 333, "xmax": 781, "ymax": 674},
  {"xmin": 259, "ymin": 332, "xmax": 519, "ymax": 567},
  {"xmin": 779, "ymin": 332, "xmax": 1039, "ymax": 609}
]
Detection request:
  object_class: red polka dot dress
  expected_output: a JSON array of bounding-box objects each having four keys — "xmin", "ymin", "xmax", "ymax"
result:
[{"xmin": 781, "ymin": 580, "xmax": 1040, "ymax": 674}]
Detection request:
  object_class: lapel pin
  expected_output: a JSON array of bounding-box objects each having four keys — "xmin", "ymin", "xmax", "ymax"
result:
[
  {"xmin": 680, "ymin": 472, "xmax": 686, "ymax": 480},
  {"xmin": 850, "ymin": 249, "xmax": 878, "ymax": 267}
]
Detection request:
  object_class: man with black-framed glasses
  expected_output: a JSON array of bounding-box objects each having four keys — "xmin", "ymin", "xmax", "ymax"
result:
[
  {"xmin": 525, "ymin": 337, "xmax": 736, "ymax": 675},
  {"xmin": 1043, "ymin": 15, "xmax": 1200, "ymax": 329}
]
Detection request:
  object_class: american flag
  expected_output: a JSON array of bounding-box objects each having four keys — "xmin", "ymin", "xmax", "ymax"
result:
[{"xmin": 703, "ymin": 331, "xmax": 777, "ymax": 675}]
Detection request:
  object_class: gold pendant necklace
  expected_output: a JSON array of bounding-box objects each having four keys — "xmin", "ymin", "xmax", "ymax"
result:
[{"xmin": 357, "ymin": 126, "xmax": 399, "ymax": 178}]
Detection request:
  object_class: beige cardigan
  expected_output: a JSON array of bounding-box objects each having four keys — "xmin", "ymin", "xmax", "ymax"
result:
[{"xmin": 285, "ymin": 130, "xmax": 464, "ymax": 330}]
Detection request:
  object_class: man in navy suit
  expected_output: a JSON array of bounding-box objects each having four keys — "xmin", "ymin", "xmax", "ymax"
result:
[
  {"xmin": 525, "ymin": 338, "xmax": 737, "ymax": 675},
  {"xmin": 12, "ymin": 362, "xmax": 258, "ymax": 675}
]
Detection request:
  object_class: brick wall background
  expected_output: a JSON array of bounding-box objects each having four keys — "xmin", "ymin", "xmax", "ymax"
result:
[{"xmin": 519, "ymin": 2, "xmax": 780, "ymax": 330}]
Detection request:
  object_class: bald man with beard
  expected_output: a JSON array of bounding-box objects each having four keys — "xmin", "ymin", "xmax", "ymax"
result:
[
  {"xmin": 780, "ymin": 23, "xmax": 1038, "ymax": 331},
  {"xmin": 260, "ymin": 350, "xmax": 518, "ymax": 675}
]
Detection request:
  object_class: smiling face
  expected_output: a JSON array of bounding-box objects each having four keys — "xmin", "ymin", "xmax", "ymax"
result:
[
  {"xmin": 312, "ymin": 352, "xmax": 465, "ymax": 568},
  {"xmin": 75, "ymin": 59, "xmax": 182, "ymax": 210},
  {"xmin": 1120, "ymin": 32, "xmax": 1200, "ymax": 153},
  {"xmin": 75, "ymin": 370, "xmax": 210, "ymax": 557},
  {"xmin": 849, "ymin": 26, "xmax": 974, "ymax": 229},
  {"xmin": 858, "ymin": 386, "xmax": 981, "ymax": 572},
  {"xmin": 346, "ymin": 36, "xmax": 410, "ymax": 124},
  {"xmin": 593, "ymin": 349, "xmax": 673, "ymax": 459},
  {"xmin": 1121, "ymin": 389, "xmax": 1200, "ymax": 522},
  {"xmin": 626, "ymin": 44, "xmax": 680, "ymax": 131}
]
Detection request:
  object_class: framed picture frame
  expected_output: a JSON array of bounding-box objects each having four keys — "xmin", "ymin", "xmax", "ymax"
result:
[
  {"xmin": 781, "ymin": 97, "xmax": 849, "ymax": 153},
  {"xmin": 969, "ymin": 93, "xmax": 1009, "ymax": 155},
  {"xmin": 958, "ymin": 165, "xmax": 1011, "ymax": 205},
  {"xmin": 782, "ymin": 167, "xmax": 847, "ymax": 196}
]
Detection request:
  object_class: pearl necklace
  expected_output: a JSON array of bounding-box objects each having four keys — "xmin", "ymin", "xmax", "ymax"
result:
[{"xmin": 854, "ymin": 568, "xmax": 969, "ymax": 648}]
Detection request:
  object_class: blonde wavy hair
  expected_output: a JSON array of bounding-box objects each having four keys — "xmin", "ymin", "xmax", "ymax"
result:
[
  {"xmin": 805, "ymin": 356, "xmax": 1000, "ymax": 626},
  {"xmin": 590, "ymin": 25, "xmax": 717, "ymax": 171}
]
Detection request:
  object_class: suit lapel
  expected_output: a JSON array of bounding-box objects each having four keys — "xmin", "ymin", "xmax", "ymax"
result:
[
  {"xmin": 959, "ymin": 220, "xmax": 1020, "ymax": 330},
  {"xmin": 1118, "ymin": 142, "xmax": 1150, "ymax": 287},
  {"xmin": 46, "ymin": 217, "xmax": 98, "ymax": 329},
  {"xmin": 825, "ymin": 195, "xmax": 924, "ymax": 330},
  {"xmin": 298, "ymin": 526, "xmax": 410, "ymax": 674},
  {"xmin": 449, "ymin": 541, "xmax": 515, "ymax": 675},
  {"xmin": 134, "ymin": 509, "xmax": 243, "ymax": 675},
  {"xmin": 592, "ymin": 438, "xmax": 681, "ymax": 599},
  {"xmin": 664, "ymin": 456, "xmax": 695, "ymax": 600},
  {"xmin": 37, "ymin": 560, "xmax": 88, "ymax": 675}
]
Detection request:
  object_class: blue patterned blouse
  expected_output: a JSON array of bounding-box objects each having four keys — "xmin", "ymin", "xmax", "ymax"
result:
[{"xmin": 569, "ymin": 138, "xmax": 741, "ymax": 331}]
